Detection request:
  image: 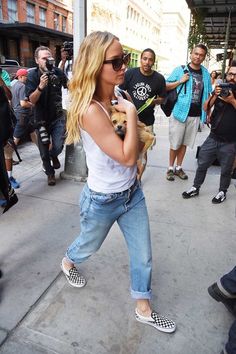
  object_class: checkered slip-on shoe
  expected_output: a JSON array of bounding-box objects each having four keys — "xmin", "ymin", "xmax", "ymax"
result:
[
  {"xmin": 61, "ymin": 261, "xmax": 86, "ymax": 288},
  {"xmin": 135, "ymin": 309, "xmax": 176, "ymax": 333}
]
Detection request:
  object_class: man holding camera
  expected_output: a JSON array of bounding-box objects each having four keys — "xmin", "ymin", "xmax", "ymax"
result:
[
  {"xmin": 25, "ymin": 46, "xmax": 67, "ymax": 186},
  {"xmin": 182, "ymin": 61, "xmax": 236, "ymax": 203}
]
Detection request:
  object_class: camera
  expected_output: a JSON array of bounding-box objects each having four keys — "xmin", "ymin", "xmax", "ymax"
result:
[
  {"xmin": 218, "ymin": 83, "xmax": 236, "ymax": 97},
  {"xmin": 45, "ymin": 58, "xmax": 60, "ymax": 86},
  {"xmin": 38, "ymin": 126, "xmax": 50, "ymax": 145},
  {"xmin": 62, "ymin": 41, "xmax": 73, "ymax": 60}
]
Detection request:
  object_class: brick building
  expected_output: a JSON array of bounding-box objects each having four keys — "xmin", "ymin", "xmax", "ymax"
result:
[{"xmin": 0, "ymin": 0, "xmax": 73, "ymax": 67}]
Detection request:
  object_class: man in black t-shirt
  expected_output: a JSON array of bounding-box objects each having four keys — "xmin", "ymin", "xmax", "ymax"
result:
[
  {"xmin": 182, "ymin": 62, "xmax": 236, "ymax": 204},
  {"xmin": 25, "ymin": 46, "xmax": 68, "ymax": 186},
  {"xmin": 119, "ymin": 48, "xmax": 166, "ymax": 180}
]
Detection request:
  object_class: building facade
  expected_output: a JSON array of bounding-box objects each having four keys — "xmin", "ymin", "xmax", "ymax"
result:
[
  {"xmin": 0, "ymin": 0, "xmax": 73, "ymax": 67},
  {"xmin": 87, "ymin": 0, "xmax": 190, "ymax": 72}
]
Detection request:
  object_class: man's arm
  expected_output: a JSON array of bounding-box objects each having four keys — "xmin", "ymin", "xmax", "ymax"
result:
[
  {"xmin": 166, "ymin": 72, "xmax": 190, "ymax": 91},
  {"xmin": 28, "ymin": 73, "xmax": 48, "ymax": 105}
]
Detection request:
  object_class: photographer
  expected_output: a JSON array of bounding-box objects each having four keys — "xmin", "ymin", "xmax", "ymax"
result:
[
  {"xmin": 182, "ymin": 61, "xmax": 236, "ymax": 203},
  {"xmin": 58, "ymin": 42, "xmax": 73, "ymax": 111},
  {"xmin": 25, "ymin": 46, "xmax": 68, "ymax": 186}
]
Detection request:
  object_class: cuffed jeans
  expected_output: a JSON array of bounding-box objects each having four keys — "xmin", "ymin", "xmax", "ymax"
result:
[
  {"xmin": 37, "ymin": 116, "xmax": 65, "ymax": 176},
  {"xmin": 66, "ymin": 180, "xmax": 152, "ymax": 299},
  {"xmin": 193, "ymin": 135, "xmax": 236, "ymax": 192}
]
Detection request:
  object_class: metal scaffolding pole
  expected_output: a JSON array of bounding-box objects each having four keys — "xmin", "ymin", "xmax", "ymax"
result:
[
  {"xmin": 221, "ymin": 11, "xmax": 231, "ymax": 79},
  {"xmin": 61, "ymin": 0, "xmax": 88, "ymax": 182}
]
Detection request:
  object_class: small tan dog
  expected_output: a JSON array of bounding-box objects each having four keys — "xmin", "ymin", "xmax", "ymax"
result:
[{"xmin": 110, "ymin": 106, "xmax": 155, "ymax": 180}]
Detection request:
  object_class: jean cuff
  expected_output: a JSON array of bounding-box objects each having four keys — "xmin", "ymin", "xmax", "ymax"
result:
[{"xmin": 130, "ymin": 288, "xmax": 152, "ymax": 299}]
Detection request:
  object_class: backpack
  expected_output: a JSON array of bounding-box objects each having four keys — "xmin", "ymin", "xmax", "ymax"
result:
[{"xmin": 161, "ymin": 65, "xmax": 186, "ymax": 117}]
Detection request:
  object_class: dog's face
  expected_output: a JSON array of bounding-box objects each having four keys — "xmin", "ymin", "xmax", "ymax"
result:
[{"xmin": 110, "ymin": 107, "xmax": 127, "ymax": 140}]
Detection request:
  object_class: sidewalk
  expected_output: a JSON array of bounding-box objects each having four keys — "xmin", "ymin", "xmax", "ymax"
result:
[{"xmin": 0, "ymin": 112, "xmax": 235, "ymax": 354}]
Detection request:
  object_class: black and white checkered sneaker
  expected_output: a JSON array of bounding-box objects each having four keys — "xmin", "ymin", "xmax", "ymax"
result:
[
  {"xmin": 61, "ymin": 261, "xmax": 86, "ymax": 288},
  {"xmin": 135, "ymin": 309, "xmax": 176, "ymax": 333}
]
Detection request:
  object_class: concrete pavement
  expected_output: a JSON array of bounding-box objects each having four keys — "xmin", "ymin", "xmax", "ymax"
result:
[{"xmin": 0, "ymin": 112, "xmax": 235, "ymax": 354}]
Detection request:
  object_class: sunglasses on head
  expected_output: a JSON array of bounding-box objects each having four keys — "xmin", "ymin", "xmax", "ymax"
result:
[{"xmin": 103, "ymin": 53, "xmax": 131, "ymax": 71}]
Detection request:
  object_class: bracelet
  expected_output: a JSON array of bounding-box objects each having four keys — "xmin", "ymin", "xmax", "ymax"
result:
[{"xmin": 37, "ymin": 86, "xmax": 43, "ymax": 92}]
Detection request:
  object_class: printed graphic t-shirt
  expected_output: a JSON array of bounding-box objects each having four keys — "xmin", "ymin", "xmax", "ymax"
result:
[
  {"xmin": 188, "ymin": 65, "xmax": 203, "ymax": 117},
  {"xmin": 119, "ymin": 67, "xmax": 166, "ymax": 126}
]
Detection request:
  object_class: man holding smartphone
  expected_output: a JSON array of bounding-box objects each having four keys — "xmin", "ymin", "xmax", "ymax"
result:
[{"xmin": 165, "ymin": 44, "xmax": 212, "ymax": 181}]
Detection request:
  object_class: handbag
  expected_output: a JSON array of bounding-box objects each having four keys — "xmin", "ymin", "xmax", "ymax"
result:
[{"xmin": 161, "ymin": 82, "xmax": 185, "ymax": 117}]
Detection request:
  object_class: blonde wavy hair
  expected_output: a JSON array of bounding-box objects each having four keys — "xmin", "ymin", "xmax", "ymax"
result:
[{"xmin": 66, "ymin": 31, "xmax": 118, "ymax": 145}]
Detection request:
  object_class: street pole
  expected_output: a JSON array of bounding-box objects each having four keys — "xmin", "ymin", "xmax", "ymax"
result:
[
  {"xmin": 60, "ymin": 0, "xmax": 88, "ymax": 182},
  {"xmin": 221, "ymin": 11, "xmax": 231, "ymax": 79}
]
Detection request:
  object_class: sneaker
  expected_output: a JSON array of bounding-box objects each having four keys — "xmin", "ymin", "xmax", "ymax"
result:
[
  {"xmin": 61, "ymin": 261, "xmax": 86, "ymax": 288},
  {"xmin": 51, "ymin": 156, "xmax": 61, "ymax": 169},
  {"xmin": 182, "ymin": 186, "xmax": 199, "ymax": 199},
  {"xmin": 9, "ymin": 176, "xmax": 20, "ymax": 189},
  {"xmin": 212, "ymin": 191, "xmax": 226, "ymax": 204},
  {"xmin": 175, "ymin": 168, "xmax": 188, "ymax": 180},
  {"xmin": 208, "ymin": 282, "xmax": 236, "ymax": 316},
  {"xmin": 135, "ymin": 309, "xmax": 176, "ymax": 333},
  {"xmin": 166, "ymin": 169, "xmax": 175, "ymax": 181},
  {"xmin": 48, "ymin": 175, "xmax": 56, "ymax": 186}
]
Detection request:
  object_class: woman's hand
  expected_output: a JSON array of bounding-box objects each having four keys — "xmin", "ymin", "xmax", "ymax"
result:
[{"xmin": 113, "ymin": 96, "xmax": 136, "ymax": 115}]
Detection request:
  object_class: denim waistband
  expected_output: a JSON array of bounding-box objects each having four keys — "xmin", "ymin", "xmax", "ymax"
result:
[{"xmin": 88, "ymin": 179, "xmax": 139, "ymax": 196}]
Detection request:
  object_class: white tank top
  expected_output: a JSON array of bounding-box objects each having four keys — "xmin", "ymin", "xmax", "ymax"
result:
[{"xmin": 80, "ymin": 100, "xmax": 137, "ymax": 193}]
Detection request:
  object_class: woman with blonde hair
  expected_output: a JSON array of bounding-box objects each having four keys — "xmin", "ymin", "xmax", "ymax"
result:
[{"xmin": 61, "ymin": 31, "xmax": 176, "ymax": 333}]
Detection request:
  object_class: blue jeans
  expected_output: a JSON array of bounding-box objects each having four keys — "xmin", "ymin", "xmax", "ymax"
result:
[
  {"xmin": 37, "ymin": 116, "xmax": 65, "ymax": 175},
  {"xmin": 66, "ymin": 180, "xmax": 152, "ymax": 299}
]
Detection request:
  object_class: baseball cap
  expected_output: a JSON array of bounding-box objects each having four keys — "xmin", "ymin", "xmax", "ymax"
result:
[{"xmin": 16, "ymin": 68, "xmax": 28, "ymax": 77}]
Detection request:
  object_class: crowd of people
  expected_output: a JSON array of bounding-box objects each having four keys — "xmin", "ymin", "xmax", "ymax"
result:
[{"xmin": 1, "ymin": 31, "xmax": 236, "ymax": 353}]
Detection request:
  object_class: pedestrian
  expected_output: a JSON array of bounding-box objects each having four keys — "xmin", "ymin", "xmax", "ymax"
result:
[
  {"xmin": 58, "ymin": 44, "xmax": 73, "ymax": 112},
  {"xmin": 182, "ymin": 61, "xmax": 236, "ymax": 203},
  {"xmin": 61, "ymin": 31, "xmax": 176, "ymax": 333},
  {"xmin": 165, "ymin": 44, "xmax": 212, "ymax": 181},
  {"xmin": 0, "ymin": 85, "xmax": 18, "ymax": 212},
  {"xmin": 12, "ymin": 68, "xmax": 37, "ymax": 146},
  {"xmin": 210, "ymin": 70, "xmax": 218, "ymax": 89},
  {"xmin": 0, "ymin": 66, "xmax": 20, "ymax": 189},
  {"xmin": 25, "ymin": 46, "xmax": 68, "ymax": 186},
  {"xmin": 208, "ymin": 266, "xmax": 236, "ymax": 354},
  {"xmin": 119, "ymin": 48, "xmax": 166, "ymax": 180}
]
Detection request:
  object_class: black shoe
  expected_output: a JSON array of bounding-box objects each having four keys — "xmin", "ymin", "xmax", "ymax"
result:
[
  {"xmin": 212, "ymin": 191, "xmax": 226, "ymax": 204},
  {"xmin": 182, "ymin": 186, "xmax": 199, "ymax": 199},
  {"xmin": 3, "ymin": 188, "xmax": 18, "ymax": 214},
  {"xmin": 48, "ymin": 175, "xmax": 56, "ymax": 186},
  {"xmin": 208, "ymin": 282, "xmax": 236, "ymax": 317},
  {"xmin": 51, "ymin": 156, "xmax": 61, "ymax": 169}
]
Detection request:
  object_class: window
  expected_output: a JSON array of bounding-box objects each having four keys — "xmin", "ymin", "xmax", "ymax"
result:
[
  {"xmin": 8, "ymin": 0, "xmax": 18, "ymax": 22},
  {"xmin": 54, "ymin": 13, "xmax": 59, "ymax": 30},
  {"xmin": 62, "ymin": 16, "xmax": 67, "ymax": 32},
  {"xmin": 27, "ymin": 3, "xmax": 35, "ymax": 24},
  {"xmin": 39, "ymin": 7, "xmax": 46, "ymax": 27}
]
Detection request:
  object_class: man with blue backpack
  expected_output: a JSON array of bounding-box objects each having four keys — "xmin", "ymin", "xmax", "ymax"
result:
[{"xmin": 165, "ymin": 44, "xmax": 212, "ymax": 181}]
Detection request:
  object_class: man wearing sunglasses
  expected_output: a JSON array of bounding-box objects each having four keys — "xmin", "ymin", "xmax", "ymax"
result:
[
  {"xmin": 182, "ymin": 61, "xmax": 236, "ymax": 204},
  {"xmin": 119, "ymin": 48, "xmax": 166, "ymax": 180}
]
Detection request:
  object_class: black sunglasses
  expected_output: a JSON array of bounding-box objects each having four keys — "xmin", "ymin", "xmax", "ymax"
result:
[{"xmin": 103, "ymin": 53, "xmax": 131, "ymax": 71}]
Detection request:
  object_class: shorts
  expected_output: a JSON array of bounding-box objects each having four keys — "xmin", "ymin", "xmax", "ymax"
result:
[
  {"xmin": 169, "ymin": 115, "xmax": 200, "ymax": 150},
  {"xmin": 13, "ymin": 113, "xmax": 35, "ymax": 139}
]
